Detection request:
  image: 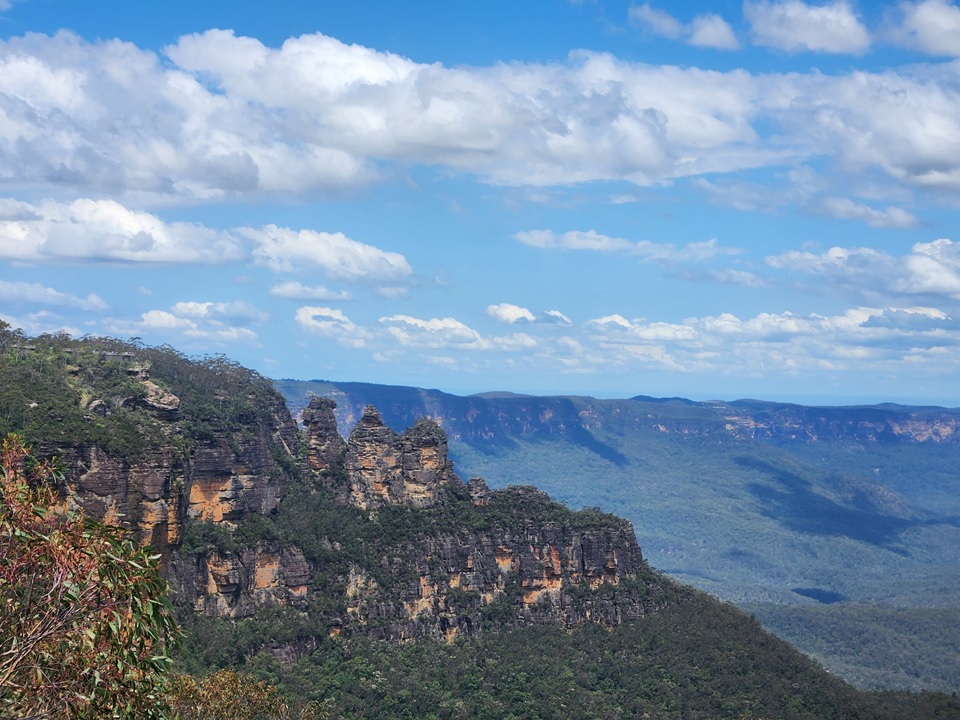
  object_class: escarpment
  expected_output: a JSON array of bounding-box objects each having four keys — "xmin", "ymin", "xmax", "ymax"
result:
[
  {"xmin": 2, "ymin": 337, "xmax": 669, "ymax": 646},
  {"xmin": 171, "ymin": 395, "xmax": 668, "ymax": 642}
]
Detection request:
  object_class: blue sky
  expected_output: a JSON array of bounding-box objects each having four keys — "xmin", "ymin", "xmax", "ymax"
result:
[{"xmin": 2, "ymin": 0, "xmax": 960, "ymax": 404}]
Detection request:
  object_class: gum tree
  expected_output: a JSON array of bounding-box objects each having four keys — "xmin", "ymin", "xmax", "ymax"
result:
[{"xmin": 0, "ymin": 434, "xmax": 178, "ymax": 719}]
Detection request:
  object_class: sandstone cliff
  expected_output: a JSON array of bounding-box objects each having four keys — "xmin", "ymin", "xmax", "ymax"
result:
[
  {"xmin": 3, "ymin": 339, "xmax": 301, "ymax": 556},
  {"xmin": 171, "ymin": 395, "xmax": 666, "ymax": 642},
  {"xmin": 3, "ymin": 336, "xmax": 667, "ymax": 647}
]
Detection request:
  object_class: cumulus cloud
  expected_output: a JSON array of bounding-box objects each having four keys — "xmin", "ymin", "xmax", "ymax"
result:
[
  {"xmin": 377, "ymin": 313, "xmax": 540, "ymax": 352},
  {"xmin": 768, "ymin": 238, "xmax": 960, "ymax": 300},
  {"xmin": 245, "ymin": 226, "xmax": 411, "ymax": 281},
  {"xmin": 630, "ymin": 5, "xmax": 740, "ymax": 49},
  {"xmin": 744, "ymin": 0, "xmax": 871, "ymax": 53},
  {"xmin": 543, "ymin": 310, "xmax": 573, "ymax": 325},
  {"xmin": 0, "ymin": 280, "xmax": 107, "ymax": 310},
  {"xmin": 169, "ymin": 300, "xmax": 268, "ymax": 323},
  {"xmin": 487, "ymin": 303, "xmax": 537, "ymax": 324},
  {"xmin": 630, "ymin": 4, "xmax": 685, "ymax": 38},
  {"xmin": 888, "ymin": 0, "xmax": 960, "ymax": 57},
  {"xmin": 487, "ymin": 303, "xmax": 573, "ymax": 325},
  {"xmin": 294, "ymin": 306, "xmax": 368, "ymax": 347},
  {"xmin": 0, "ymin": 29, "xmax": 959, "ymax": 204},
  {"xmin": 579, "ymin": 304, "xmax": 959, "ymax": 376},
  {"xmin": 689, "ymin": 14, "xmax": 741, "ymax": 49},
  {"xmin": 270, "ymin": 281, "xmax": 352, "ymax": 301},
  {"xmin": 112, "ymin": 300, "xmax": 265, "ymax": 342},
  {"xmin": 0, "ymin": 198, "xmax": 243, "ymax": 263},
  {"xmin": 380, "ymin": 314, "xmax": 487, "ymax": 349}
]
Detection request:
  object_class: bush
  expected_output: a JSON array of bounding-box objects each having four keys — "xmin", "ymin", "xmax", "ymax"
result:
[{"xmin": 0, "ymin": 434, "xmax": 179, "ymax": 719}]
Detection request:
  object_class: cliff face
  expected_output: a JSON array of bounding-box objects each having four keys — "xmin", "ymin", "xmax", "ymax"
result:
[
  {"xmin": 9, "ymin": 339, "xmax": 662, "ymax": 644},
  {"xmin": 171, "ymin": 396, "xmax": 662, "ymax": 642},
  {"xmin": 30, "ymin": 352, "xmax": 301, "ymax": 556},
  {"xmin": 323, "ymin": 403, "xmax": 459, "ymax": 510},
  {"xmin": 339, "ymin": 513, "xmax": 655, "ymax": 643}
]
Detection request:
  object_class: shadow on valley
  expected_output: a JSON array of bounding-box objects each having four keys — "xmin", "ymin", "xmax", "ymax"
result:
[
  {"xmin": 736, "ymin": 457, "xmax": 914, "ymax": 549},
  {"xmin": 792, "ymin": 587, "xmax": 847, "ymax": 604}
]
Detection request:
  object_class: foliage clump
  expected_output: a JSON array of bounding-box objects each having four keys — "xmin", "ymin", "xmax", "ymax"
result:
[{"xmin": 0, "ymin": 434, "xmax": 178, "ymax": 719}]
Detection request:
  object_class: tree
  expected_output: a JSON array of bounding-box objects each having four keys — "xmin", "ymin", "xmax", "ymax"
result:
[
  {"xmin": 169, "ymin": 670, "xmax": 321, "ymax": 720},
  {"xmin": 0, "ymin": 434, "xmax": 178, "ymax": 719}
]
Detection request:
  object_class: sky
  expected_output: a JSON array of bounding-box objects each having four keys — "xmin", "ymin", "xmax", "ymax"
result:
[{"xmin": 1, "ymin": 0, "xmax": 960, "ymax": 405}]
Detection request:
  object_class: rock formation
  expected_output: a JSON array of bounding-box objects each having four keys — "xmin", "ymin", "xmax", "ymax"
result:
[
  {"xmin": 172, "ymin": 398, "xmax": 662, "ymax": 641},
  {"xmin": 40, "ymin": 357, "xmax": 299, "ymax": 555},
  {"xmin": 303, "ymin": 399, "xmax": 459, "ymax": 510},
  {"xmin": 11, "ymin": 341, "xmax": 660, "ymax": 643}
]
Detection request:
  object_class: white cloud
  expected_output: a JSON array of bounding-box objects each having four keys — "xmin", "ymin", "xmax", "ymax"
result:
[
  {"xmin": 817, "ymin": 197, "xmax": 920, "ymax": 228},
  {"xmin": 897, "ymin": 239, "xmax": 960, "ymax": 296},
  {"xmin": 889, "ymin": 0, "xmax": 960, "ymax": 57},
  {"xmin": 0, "ymin": 310, "xmax": 80, "ymax": 338},
  {"xmin": 487, "ymin": 303, "xmax": 537, "ymax": 324},
  {"xmin": 630, "ymin": 5, "xmax": 740, "ymax": 49},
  {"xmin": 744, "ymin": 1, "xmax": 871, "ymax": 53},
  {"xmin": 270, "ymin": 281, "xmax": 352, "ymax": 301},
  {"xmin": 578, "ymin": 304, "xmax": 960, "ymax": 376},
  {"xmin": 630, "ymin": 4, "xmax": 685, "ymax": 38},
  {"xmin": 708, "ymin": 268, "xmax": 767, "ymax": 287},
  {"xmin": 0, "ymin": 198, "xmax": 243, "ymax": 263},
  {"xmin": 114, "ymin": 300, "xmax": 264, "ymax": 342},
  {"xmin": 169, "ymin": 300, "xmax": 268, "ymax": 323},
  {"xmin": 0, "ymin": 280, "xmax": 107, "ymax": 310},
  {"xmin": 544, "ymin": 310, "xmax": 573, "ymax": 325},
  {"xmin": 516, "ymin": 230, "xmax": 739, "ymax": 263},
  {"xmin": 487, "ymin": 303, "xmax": 573, "ymax": 326},
  {"xmin": 689, "ymin": 14, "xmax": 741, "ymax": 49},
  {"xmin": 515, "ymin": 229, "xmax": 632, "ymax": 252},
  {"xmin": 245, "ymin": 225, "xmax": 412, "ymax": 281},
  {"xmin": 768, "ymin": 238, "xmax": 960, "ymax": 300},
  {"xmin": 1, "ymin": 29, "xmax": 959, "ymax": 201},
  {"xmin": 294, "ymin": 306, "xmax": 368, "ymax": 347},
  {"xmin": 590, "ymin": 314, "xmax": 633, "ymax": 329},
  {"xmin": 380, "ymin": 314, "xmax": 486, "ymax": 349}
]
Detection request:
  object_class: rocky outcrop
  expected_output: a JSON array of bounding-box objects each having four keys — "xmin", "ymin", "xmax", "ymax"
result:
[
  {"xmin": 177, "ymin": 403, "xmax": 660, "ymax": 642},
  {"xmin": 54, "ymin": 442, "xmax": 185, "ymax": 551},
  {"xmin": 49, "ymin": 365, "xmax": 299, "ymax": 555},
  {"xmin": 171, "ymin": 544, "xmax": 311, "ymax": 618},
  {"xmin": 312, "ymin": 404, "xmax": 459, "ymax": 509},
  {"xmin": 301, "ymin": 396, "xmax": 347, "ymax": 472},
  {"xmin": 340, "ymin": 515, "xmax": 656, "ymax": 643}
]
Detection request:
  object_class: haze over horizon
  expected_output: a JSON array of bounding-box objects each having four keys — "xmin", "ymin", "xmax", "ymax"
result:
[{"xmin": 2, "ymin": 0, "xmax": 960, "ymax": 406}]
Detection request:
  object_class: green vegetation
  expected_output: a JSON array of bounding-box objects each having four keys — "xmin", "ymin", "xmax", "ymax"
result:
[
  {"xmin": 173, "ymin": 596, "xmax": 959, "ymax": 720},
  {"xmin": 0, "ymin": 324, "xmax": 288, "ymax": 463},
  {"xmin": 5, "ymin": 341, "xmax": 957, "ymax": 716},
  {"xmin": 0, "ymin": 434, "xmax": 178, "ymax": 719},
  {"xmin": 747, "ymin": 603, "xmax": 960, "ymax": 693}
]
